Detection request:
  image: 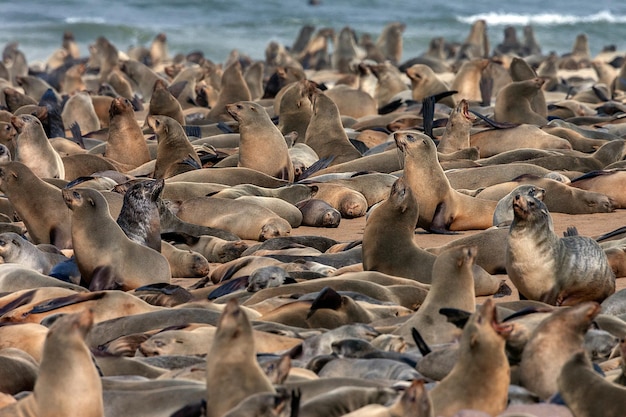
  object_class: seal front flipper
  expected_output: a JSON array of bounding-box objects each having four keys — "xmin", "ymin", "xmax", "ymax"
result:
[
  {"xmin": 438, "ymin": 308, "xmax": 472, "ymax": 329},
  {"xmin": 88, "ymin": 265, "xmax": 123, "ymax": 291},
  {"xmin": 429, "ymin": 202, "xmax": 458, "ymax": 235},
  {"xmin": 28, "ymin": 291, "xmax": 106, "ymax": 315},
  {"xmin": 411, "ymin": 327, "xmax": 432, "ymax": 356}
]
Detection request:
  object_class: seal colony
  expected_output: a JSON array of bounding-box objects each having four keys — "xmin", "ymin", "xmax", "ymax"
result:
[{"xmin": 1, "ymin": 17, "xmax": 626, "ymax": 417}]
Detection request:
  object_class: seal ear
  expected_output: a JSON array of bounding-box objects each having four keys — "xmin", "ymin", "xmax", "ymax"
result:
[{"xmin": 87, "ymin": 197, "xmax": 96, "ymax": 207}]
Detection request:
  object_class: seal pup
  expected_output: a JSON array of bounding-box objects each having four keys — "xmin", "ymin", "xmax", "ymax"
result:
[
  {"xmin": 506, "ymin": 193, "xmax": 615, "ymax": 305},
  {"xmin": 493, "ymin": 184, "xmax": 545, "ymax": 227},
  {"xmin": 341, "ymin": 379, "xmax": 433, "ymax": 417},
  {"xmin": 148, "ymin": 115, "xmax": 201, "ymax": 179},
  {"xmin": 115, "ymin": 179, "xmax": 164, "ymax": 252},
  {"xmin": 394, "ymin": 130, "xmax": 497, "ymax": 232},
  {"xmin": 61, "ymin": 91, "xmax": 101, "ymax": 135},
  {"xmin": 227, "ymin": 101, "xmax": 295, "ymax": 181},
  {"xmin": 175, "ymin": 196, "xmax": 292, "ymax": 241},
  {"xmin": 11, "ymin": 114, "xmax": 64, "ymax": 179},
  {"xmin": 0, "ymin": 162, "xmax": 72, "ymax": 248},
  {"xmin": 429, "ymin": 298, "xmax": 512, "ymax": 417},
  {"xmin": 520, "ymin": 302, "xmax": 600, "ymax": 400},
  {"xmin": 206, "ymin": 299, "xmax": 275, "ymax": 417},
  {"xmin": 0, "ymin": 232, "xmax": 68, "ymax": 274},
  {"xmin": 104, "ymin": 97, "xmax": 151, "ymax": 169},
  {"xmin": 558, "ymin": 350, "xmax": 626, "ymax": 417},
  {"xmin": 0, "ymin": 309, "xmax": 104, "ymax": 417},
  {"xmin": 63, "ymin": 187, "xmax": 171, "ymax": 290}
]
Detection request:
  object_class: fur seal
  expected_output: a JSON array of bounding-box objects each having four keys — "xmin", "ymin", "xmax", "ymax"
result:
[
  {"xmin": 0, "ymin": 161, "xmax": 72, "ymax": 248},
  {"xmin": 61, "ymin": 91, "xmax": 101, "ymax": 135},
  {"xmin": 296, "ymin": 199, "xmax": 341, "ymax": 228},
  {"xmin": 520, "ymin": 302, "xmax": 600, "ymax": 400},
  {"xmin": 276, "ymin": 79, "xmax": 313, "ymax": 140},
  {"xmin": 395, "ymin": 130, "xmax": 496, "ymax": 232},
  {"xmin": 115, "ymin": 179, "xmax": 164, "ymax": 252},
  {"xmin": 429, "ymin": 298, "xmax": 512, "ymax": 417},
  {"xmin": 148, "ymin": 115, "xmax": 201, "ymax": 179},
  {"xmin": 206, "ymin": 61, "xmax": 252, "ymax": 123},
  {"xmin": 437, "ymin": 99, "xmax": 474, "ymax": 153},
  {"xmin": 558, "ymin": 350, "xmax": 626, "ymax": 416},
  {"xmin": 493, "ymin": 184, "xmax": 545, "ymax": 227},
  {"xmin": 304, "ymin": 87, "xmax": 361, "ymax": 166},
  {"xmin": 506, "ymin": 193, "xmax": 615, "ymax": 305},
  {"xmin": 175, "ymin": 196, "xmax": 292, "ymax": 241},
  {"xmin": 0, "ymin": 232, "xmax": 67, "ymax": 274},
  {"xmin": 0, "ymin": 309, "xmax": 104, "ymax": 417},
  {"xmin": 227, "ymin": 101, "xmax": 295, "ymax": 181},
  {"xmin": 406, "ymin": 64, "xmax": 455, "ymax": 108},
  {"xmin": 145, "ymin": 79, "xmax": 185, "ymax": 128},
  {"xmin": 104, "ymin": 97, "xmax": 151, "ymax": 169},
  {"xmin": 394, "ymin": 246, "xmax": 477, "ymax": 345},
  {"xmin": 494, "ymin": 78, "xmax": 547, "ymax": 125},
  {"xmin": 206, "ymin": 299, "xmax": 275, "ymax": 417},
  {"xmin": 63, "ymin": 187, "xmax": 171, "ymax": 290},
  {"xmin": 11, "ymin": 114, "xmax": 64, "ymax": 179},
  {"xmin": 470, "ymin": 124, "xmax": 573, "ymax": 157}
]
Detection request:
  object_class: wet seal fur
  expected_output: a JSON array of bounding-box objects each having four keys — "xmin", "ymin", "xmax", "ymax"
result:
[{"xmin": 505, "ymin": 193, "xmax": 615, "ymax": 305}]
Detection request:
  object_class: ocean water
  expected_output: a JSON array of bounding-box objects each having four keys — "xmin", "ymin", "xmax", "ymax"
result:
[{"xmin": 2, "ymin": 0, "xmax": 626, "ymax": 65}]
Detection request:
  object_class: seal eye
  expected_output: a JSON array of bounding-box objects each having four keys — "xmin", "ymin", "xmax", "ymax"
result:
[{"xmin": 73, "ymin": 191, "xmax": 80, "ymax": 199}]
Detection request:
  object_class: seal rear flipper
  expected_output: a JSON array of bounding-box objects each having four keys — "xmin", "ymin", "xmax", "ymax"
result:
[
  {"xmin": 469, "ymin": 109, "xmax": 519, "ymax": 129},
  {"xmin": 68, "ymin": 121, "xmax": 86, "ymax": 149},
  {"xmin": 0, "ymin": 289, "xmax": 36, "ymax": 316},
  {"xmin": 170, "ymin": 399, "xmax": 206, "ymax": 417},
  {"xmin": 307, "ymin": 286, "xmax": 342, "ymax": 319},
  {"xmin": 563, "ymin": 226, "xmax": 579, "ymax": 237},
  {"xmin": 88, "ymin": 266, "xmax": 123, "ymax": 291},
  {"xmin": 411, "ymin": 327, "xmax": 432, "ymax": 356},
  {"xmin": 428, "ymin": 202, "xmax": 458, "ymax": 235},
  {"xmin": 28, "ymin": 291, "xmax": 106, "ymax": 315},
  {"xmin": 208, "ymin": 276, "xmax": 249, "ymax": 300}
]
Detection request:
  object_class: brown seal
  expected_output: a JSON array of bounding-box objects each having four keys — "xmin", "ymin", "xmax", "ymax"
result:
[
  {"xmin": 295, "ymin": 198, "xmax": 341, "ymax": 228},
  {"xmin": 148, "ymin": 115, "xmax": 201, "ymax": 179},
  {"xmin": 394, "ymin": 245, "xmax": 477, "ymax": 345},
  {"xmin": 437, "ymin": 99, "xmax": 475, "ymax": 153},
  {"xmin": 119, "ymin": 58, "xmax": 167, "ymax": 102},
  {"xmin": 450, "ymin": 58, "xmax": 489, "ymax": 103},
  {"xmin": 395, "ymin": 130, "xmax": 497, "ymax": 232},
  {"xmin": 570, "ymin": 170, "xmax": 626, "ymax": 209},
  {"xmin": 0, "ymin": 309, "xmax": 104, "ymax": 417},
  {"xmin": 0, "ymin": 161, "xmax": 72, "ymax": 248},
  {"xmin": 506, "ymin": 193, "xmax": 615, "ymax": 305},
  {"xmin": 520, "ymin": 302, "xmax": 600, "ymax": 400},
  {"xmin": 558, "ymin": 350, "xmax": 626, "ymax": 415},
  {"xmin": 62, "ymin": 187, "xmax": 171, "ymax": 290},
  {"xmin": 276, "ymin": 79, "xmax": 313, "ymax": 140},
  {"xmin": 175, "ymin": 196, "xmax": 292, "ymax": 241},
  {"xmin": 494, "ymin": 77, "xmax": 547, "ymax": 125},
  {"xmin": 144, "ymin": 79, "xmax": 185, "ymax": 128},
  {"xmin": 206, "ymin": 61, "xmax": 252, "ymax": 123},
  {"xmin": 469, "ymin": 124, "xmax": 572, "ymax": 158},
  {"xmin": 10, "ymin": 114, "xmax": 64, "ymax": 179},
  {"xmin": 206, "ymin": 299, "xmax": 275, "ymax": 417},
  {"xmin": 406, "ymin": 64, "xmax": 455, "ymax": 108},
  {"xmin": 226, "ymin": 101, "xmax": 295, "ymax": 181},
  {"xmin": 304, "ymin": 87, "xmax": 362, "ymax": 166},
  {"xmin": 104, "ymin": 97, "xmax": 151, "ymax": 169},
  {"xmin": 61, "ymin": 91, "xmax": 101, "ymax": 134},
  {"xmin": 429, "ymin": 298, "xmax": 512, "ymax": 417},
  {"xmin": 340, "ymin": 379, "xmax": 433, "ymax": 417}
]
